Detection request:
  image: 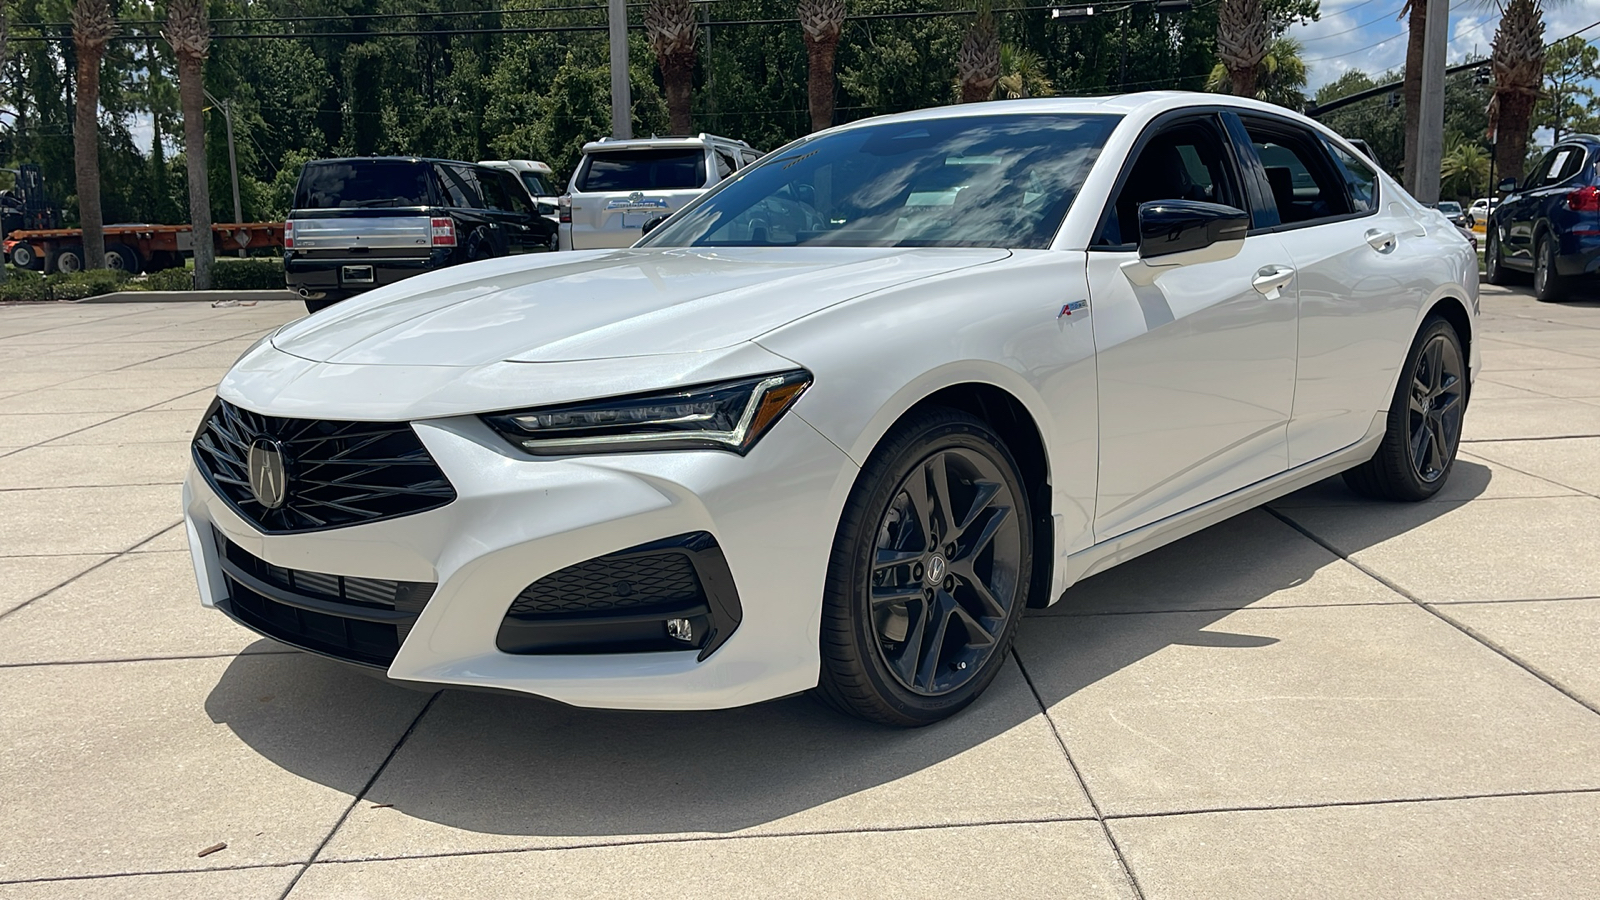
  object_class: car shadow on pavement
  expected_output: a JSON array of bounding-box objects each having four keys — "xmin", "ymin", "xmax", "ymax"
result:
[{"xmin": 202, "ymin": 460, "xmax": 1492, "ymax": 841}]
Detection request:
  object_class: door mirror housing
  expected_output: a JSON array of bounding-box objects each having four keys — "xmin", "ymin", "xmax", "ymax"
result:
[
  {"xmin": 640, "ymin": 214, "xmax": 669, "ymax": 236},
  {"xmin": 1136, "ymin": 200, "xmax": 1249, "ymax": 263},
  {"xmin": 1497, "ymin": 177, "xmax": 1518, "ymax": 194}
]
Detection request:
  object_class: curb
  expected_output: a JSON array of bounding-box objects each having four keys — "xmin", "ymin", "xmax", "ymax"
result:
[{"xmin": 74, "ymin": 289, "xmax": 302, "ymax": 304}]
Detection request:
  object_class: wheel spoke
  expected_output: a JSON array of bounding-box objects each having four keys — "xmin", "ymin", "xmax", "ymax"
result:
[
  {"xmin": 902, "ymin": 476, "xmax": 936, "ymax": 549},
  {"xmin": 1411, "ymin": 422, "xmax": 1432, "ymax": 471},
  {"xmin": 1425, "ymin": 339, "xmax": 1444, "ymax": 393},
  {"xmin": 956, "ymin": 503, "xmax": 1011, "ymax": 564},
  {"xmin": 954, "ymin": 480, "xmax": 1001, "ymax": 539},
  {"xmin": 1427, "ymin": 413, "xmax": 1448, "ymax": 472},
  {"xmin": 1409, "ymin": 393, "xmax": 1428, "ymax": 415},
  {"xmin": 872, "ymin": 546, "xmax": 923, "ymax": 576},
  {"xmin": 951, "ymin": 604, "xmax": 997, "ymax": 648},
  {"xmin": 913, "ymin": 592, "xmax": 955, "ymax": 690},
  {"xmin": 871, "ymin": 581, "xmax": 925, "ymax": 608},
  {"xmin": 889, "ymin": 597, "xmax": 931, "ymax": 687},
  {"xmin": 927, "ymin": 454, "xmax": 956, "ymax": 545},
  {"xmin": 952, "ymin": 563, "xmax": 1008, "ymax": 618}
]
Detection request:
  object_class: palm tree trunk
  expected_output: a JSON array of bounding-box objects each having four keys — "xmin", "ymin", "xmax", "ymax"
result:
[
  {"xmin": 662, "ymin": 58, "xmax": 693, "ymax": 134},
  {"xmin": 178, "ymin": 54, "xmax": 213, "ymax": 290},
  {"xmin": 73, "ymin": 46, "xmax": 105, "ymax": 269},
  {"xmin": 805, "ymin": 37, "xmax": 838, "ymax": 133},
  {"xmin": 1400, "ymin": 0, "xmax": 1425, "ymax": 193},
  {"xmin": 1493, "ymin": 90, "xmax": 1538, "ymax": 183}
]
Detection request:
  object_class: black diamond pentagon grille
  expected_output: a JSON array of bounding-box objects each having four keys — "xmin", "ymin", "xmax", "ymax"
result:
[
  {"xmin": 193, "ymin": 397, "xmax": 456, "ymax": 534},
  {"xmin": 508, "ymin": 548, "xmax": 705, "ymax": 618}
]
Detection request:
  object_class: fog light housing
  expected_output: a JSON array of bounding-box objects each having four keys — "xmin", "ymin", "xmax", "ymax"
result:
[{"xmin": 666, "ymin": 618, "xmax": 694, "ymax": 642}]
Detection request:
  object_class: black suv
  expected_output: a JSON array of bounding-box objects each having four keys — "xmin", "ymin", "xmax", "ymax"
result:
[
  {"xmin": 1485, "ymin": 134, "xmax": 1600, "ymax": 302},
  {"xmin": 285, "ymin": 157, "xmax": 560, "ymax": 312}
]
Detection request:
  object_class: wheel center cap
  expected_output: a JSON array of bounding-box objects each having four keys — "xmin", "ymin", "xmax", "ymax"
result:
[{"xmin": 925, "ymin": 555, "xmax": 947, "ymax": 586}]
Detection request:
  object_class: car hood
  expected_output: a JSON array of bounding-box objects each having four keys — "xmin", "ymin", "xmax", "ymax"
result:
[{"xmin": 271, "ymin": 246, "xmax": 1011, "ymax": 366}]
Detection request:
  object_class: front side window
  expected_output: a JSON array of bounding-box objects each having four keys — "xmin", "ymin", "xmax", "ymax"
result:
[
  {"xmin": 1098, "ymin": 117, "xmax": 1243, "ymax": 247},
  {"xmin": 520, "ymin": 173, "xmax": 551, "ymax": 197},
  {"xmin": 577, "ymin": 149, "xmax": 707, "ymax": 192},
  {"xmin": 643, "ymin": 114, "xmax": 1118, "ymax": 249}
]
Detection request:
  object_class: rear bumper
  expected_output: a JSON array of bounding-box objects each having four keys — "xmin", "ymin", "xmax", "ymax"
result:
[
  {"xmin": 1556, "ymin": 231, "xmax": 1600, "ymax": 277},
  {"xmin": 284, "ymin": 251, "xmax": 453, "ymax": 293}
]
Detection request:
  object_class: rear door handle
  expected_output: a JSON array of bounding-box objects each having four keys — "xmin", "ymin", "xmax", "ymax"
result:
[
  {"xmin": 1251, "ymin": 265, "xmax": 1295, "ymax": 298},
  {"xmin": 1365, "ymin": 229, "xmax": 1397, "ymax": 253}
]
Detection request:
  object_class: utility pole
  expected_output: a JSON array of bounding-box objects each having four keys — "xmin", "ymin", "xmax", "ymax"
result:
[
  {"xmin": 205, "ymin": 90, "xmax": 245, "ymax": 256},
  {"xmin": 608, "ymin": 0, "xmax": 632, "ymax": 139},
  {"xmin": 1413, "ymin": 0, "xmax": 1448, "ymax": 203}
]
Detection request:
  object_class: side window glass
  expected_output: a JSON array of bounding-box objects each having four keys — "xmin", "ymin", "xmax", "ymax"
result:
[
  {"xmin": 1244, "ymin": 123, "xmax": 1353, "ymax": 226},
  {"xmin": 1525, "ymin": 152, "xmax": 1556, "ymax": 189},
  {"xmin": 1547, "ymin": 148, "xmax": 1583, "ymax": 185},
  {"xmin": 742, "ymin": 151, "xmax": 761, "ymax": 167},
  {"xmin": 1324, "ymin": 140, "xmax": 1379, "ymax": 213},
  {"xmin": 1097, "ymin": 118, "xmax": 1243, "ymax": 247},
  {"xmin": 498, "ymin": 173, "xmax": 535, "ymax": 215},
  {"xmin": 715, "ymin": 151, "xmax": 737, "ymax": 180},
  {"xmin": 477, "ymin": 171, "xmax": 513, "ymax": 211},
  {"xmin": 436, "ymin": 165, "xmax": 479, "ymax": 208}
]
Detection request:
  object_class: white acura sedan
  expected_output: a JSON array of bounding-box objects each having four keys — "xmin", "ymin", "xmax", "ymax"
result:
[{"xmin": 186, "ymin": 93, "xmax": 1477, "ymax": 726}]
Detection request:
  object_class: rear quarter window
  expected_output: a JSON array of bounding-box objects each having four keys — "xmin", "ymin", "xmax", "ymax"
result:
[
  {"xmin": 293, "ymin": 161, "xmax": 433, "ymax": 210},
  {"xmin": 576, "ymin": 149, "xmax": 707, "ymax": 192}
]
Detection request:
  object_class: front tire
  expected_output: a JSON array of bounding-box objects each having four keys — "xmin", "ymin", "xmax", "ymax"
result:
[
  {"xmin": 816, "ymin": 408, "xmax": 1033, "ymax": 727},
  {"xmin": 1534, "ymin": 235, "xmax": 1569, "ymax": 302},
  {"xmin": 1343, "ymin": 316, "xmax": 1467, "ymax": 502}
]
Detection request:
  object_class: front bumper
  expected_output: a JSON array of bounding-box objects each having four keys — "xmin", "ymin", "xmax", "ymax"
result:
[{"xmin": 184, "ymin": 411, "xmax": 857, "ymax": 710}]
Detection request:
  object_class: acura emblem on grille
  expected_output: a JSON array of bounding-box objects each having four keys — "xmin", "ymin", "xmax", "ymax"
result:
[{"xmin": 247, "ymin": 438, "xmax": 289, "ymax": 509}]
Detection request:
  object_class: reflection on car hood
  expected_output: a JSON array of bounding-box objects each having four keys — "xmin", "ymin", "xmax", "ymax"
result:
[{"xmin": 270, "ymin": 247, "xmax": 1010, "ymax": 366}]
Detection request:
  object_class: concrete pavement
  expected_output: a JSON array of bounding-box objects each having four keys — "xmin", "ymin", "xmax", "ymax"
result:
[{"xmin": 2, "ymin": 285, "xmax": 1598, "ymax": 898}]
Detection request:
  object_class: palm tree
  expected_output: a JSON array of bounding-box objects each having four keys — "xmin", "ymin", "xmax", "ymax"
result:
[
  {"xmin": 1489, "ymin": 0, "xmax": 1546, "ymax": 183},
  {"xmin": 1396, "ymin": 0, "xmax": 1431, "ymax": 193},
  {"xmin": 1441, "ymin": 138, "xmax": 1491, "ymax": 198},
  {"xmin": 998, "ymin": 45, "xmax": 1053, "ymax": 100},
  {"xmin": 646, "ymin": 0, "xmax": 697, "ymax": 134},
  {"xmin": 957, "ymin": 3, "xmax": 999, "ymax": 104},
  {"xmin": 800, "ymin": 0, "xmax": 845, "ymax": 133},
  {"xmin": 164, "ymin": 0, "xmax": 213, "ymax": 290},
  {"xmin": 1206, "ymin": 37, "xmax": 1307, "ymax": 109},
  {"xmin": 1216, "ymin": 0, "xmax": 1269, "ymax": 99},
  {"xmin": 71, "ymin": 0, "xmax": 115, "ymax": 271}
]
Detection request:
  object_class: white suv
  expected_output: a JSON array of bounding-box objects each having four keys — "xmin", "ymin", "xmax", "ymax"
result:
[{"xmin": 559, "ymin": 134, "xmax": 760, "ymax": 251}]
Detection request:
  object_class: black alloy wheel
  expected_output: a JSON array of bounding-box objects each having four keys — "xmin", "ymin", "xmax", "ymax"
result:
[
  {"xmin": 1344, "ymin": 316, "xmax": 1467, "ymax": 502},
  {"xmin": 817, "ymin": 408, "xmax": 1033, "ymax": 726},
  {"xmin": 1406, "ymin": 330, "xmax": 1466, "ymax": 484}
]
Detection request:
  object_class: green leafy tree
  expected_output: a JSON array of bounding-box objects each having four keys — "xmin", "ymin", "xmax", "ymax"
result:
[{"xmin": 1537, "ymin": 34, "xmax": 1600, "ymax": 141}]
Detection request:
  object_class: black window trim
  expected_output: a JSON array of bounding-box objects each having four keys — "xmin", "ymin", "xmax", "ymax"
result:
[
  {"xmin": 1234, "ymin": 110, "xmax": 1381, "ymax": 234},
  {"xmin": 1088, "ymin": 108, "xmax": 1252, "ymax": 253}
]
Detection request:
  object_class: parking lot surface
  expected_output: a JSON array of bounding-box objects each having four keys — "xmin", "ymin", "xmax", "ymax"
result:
[{"xmin": 2, "ymin": 286, "xmax": 1599, "ymax": 898}]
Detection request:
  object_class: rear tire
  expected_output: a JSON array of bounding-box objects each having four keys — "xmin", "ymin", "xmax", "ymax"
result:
[
  {"xmin": 1534, "ymin": 235, "xmax": 1569, "ymax": 302},
  {"xmin": 304, "ymin": 295, "xmax": 341, "ymax": 314},
  {"xmin": 1484, "ymin": 229, "xmax": 1512, "ymax": 285},
  {"xmin": 815, "ymin": 408, "xmax": 1033, "ymax": 727},
  {"xmin": 49, "ymin": 246, "xmax": 84, "ymax": 275},
  {"xmin": 105, "ymin": 243, "xmax": 141, "ymax": 274},
  {"xmin": 1343, "ymin": 316, "xmax": 1467, "ymax": 502}
]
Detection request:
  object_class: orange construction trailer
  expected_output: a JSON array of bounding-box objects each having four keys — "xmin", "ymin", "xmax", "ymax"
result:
[{"xmin": 3, "ymin": 222, "xmax": 285, "ymax": 275}]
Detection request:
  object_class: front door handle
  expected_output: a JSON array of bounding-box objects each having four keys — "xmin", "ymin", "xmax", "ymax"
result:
[
  {"xmin": 1251, "ymin": 265, "xmax": 1295, "ymax": 298},
  {"xmin": 1365, "ymin": 229, "xmax": 1397, "ymax": 253}
]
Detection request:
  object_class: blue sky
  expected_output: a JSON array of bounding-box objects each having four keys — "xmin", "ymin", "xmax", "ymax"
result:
[{"xmin": 1289, "ymin": 0, "xmax": 1600, "ymax": 91}]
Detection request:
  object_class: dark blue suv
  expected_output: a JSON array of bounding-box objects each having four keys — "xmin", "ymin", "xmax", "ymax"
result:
[{"xmin": 1486, "ymin": 134, "xmax": 1600, "ymax": 302}]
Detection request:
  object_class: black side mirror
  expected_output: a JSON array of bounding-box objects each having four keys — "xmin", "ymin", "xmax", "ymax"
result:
[
  {"xmin": 640, "ymin": 214, "xmax": 669, "ymax": 236},
  {"xmin": 1137, "ymin": 200, "xmax": 1249, "ymax": 262},
  {"xmin": 1497, "ymin": 177, "xmax": 1518, "ymax": 194}
]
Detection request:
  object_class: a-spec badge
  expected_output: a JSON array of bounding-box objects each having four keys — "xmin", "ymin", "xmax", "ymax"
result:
[
  {"xmin": 247, "ymin": 438, "xmax": 289, "ymax": 510},
  {"xmin": 1058, "ymin": 300, "xmax": 1089, "ymax": 318}
]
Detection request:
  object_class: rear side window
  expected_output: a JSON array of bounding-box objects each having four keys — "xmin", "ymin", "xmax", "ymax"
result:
[
  {"xmin": 1324, "ymin": 140, "xmax": 1379, "ymax": 213},
  {"xmin": 1543, "ymin": 147, "xmax": 1586, "ymax": 186},
  {"xmin": 494, "ymin": 171, "xmax": 535, "ymax": 215},
  {"xmin": 577, "ymin": 149, "xmax": 707, "ymax": 192},
  {"xmin": 715, "ymin": 150, "xmax": 740, "ymax": 180},
  {"xmin": 293, "ymin": 161, "xmax": 433, "ymax": 210},
  {"xmin": 477, "ymin": 170, "xmax": 515, "ymax": 211},
  {"xmin": 434, "ymin": 165, "xmax": 482, "ymax": 208}
]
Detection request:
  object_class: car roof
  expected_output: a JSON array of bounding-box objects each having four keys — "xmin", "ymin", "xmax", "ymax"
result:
[
  {"xmin": 307, "ymin": 156, "xmax": 492, "ymax": 169},
  {"xmin": 481, "ymin": 159, "xmax": 553, "ymax": 173}
]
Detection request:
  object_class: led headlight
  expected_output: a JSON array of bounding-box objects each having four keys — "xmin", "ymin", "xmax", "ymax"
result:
[{"xmin": 482, "ymin": 370, "xmax": 813, "ymax": 456}]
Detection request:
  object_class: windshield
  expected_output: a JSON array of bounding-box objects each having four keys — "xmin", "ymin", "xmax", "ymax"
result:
[
  {"xmin": 642, "ymin": 114, "xmax": 1117, "ymax": 249},
  {"xmin": 294, "ymin": 161, "xmax": 433, "ymax": 210},
  {"xmin": 1437, "ymin": 202, "xmax": 1462, "ymax": 213},
  {"xmin": 520, "ymin": 172, "xmax": 552, "ymax": 197},
  {"xmin": 577, "ymin": 149, "xmax": 706, "ymax": 192}
]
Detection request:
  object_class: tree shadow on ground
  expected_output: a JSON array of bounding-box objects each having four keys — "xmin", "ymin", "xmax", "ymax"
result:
[{"xmin": 204, "ymin": 460, "xmax": 1494, "ymax": 840}]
